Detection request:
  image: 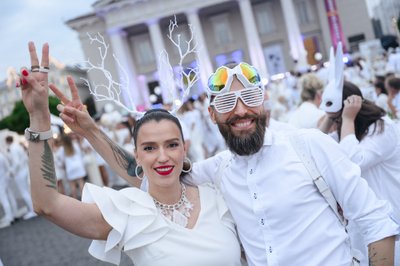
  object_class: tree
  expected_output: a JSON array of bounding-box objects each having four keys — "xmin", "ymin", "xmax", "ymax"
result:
[
  {"xmin": 397, "ymin": 13, "xmax": 400, "ymax": 33},
  {"xmin": 0, "ymin": 96, "xmax": 61, "ymax": 134}
]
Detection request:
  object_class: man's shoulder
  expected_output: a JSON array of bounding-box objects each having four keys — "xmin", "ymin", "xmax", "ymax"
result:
[
  {"xmin": 271, "ymin": 128, "xmax": 324, "ymax": 140},
  {"xmin": 281, "ymin": 128, "xmax": 335, "ymax": 150}
]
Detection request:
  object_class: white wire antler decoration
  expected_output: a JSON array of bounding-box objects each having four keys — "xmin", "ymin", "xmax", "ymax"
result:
[
  {"xmin": 82, "ymin": 33, "xmax": 144, "ymax": 119},
  {"xmin": 163, "ymin": 15, "xmax": 200, "ymax": 115},
  {"xmin": 83, "ymin": 15, "xmax": 200, "ymax": 119}
]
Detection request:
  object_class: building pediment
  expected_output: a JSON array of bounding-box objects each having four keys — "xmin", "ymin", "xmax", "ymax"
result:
[{"xmin": 93, "ymin": 0, "xmax": 149, "ymax": 12}]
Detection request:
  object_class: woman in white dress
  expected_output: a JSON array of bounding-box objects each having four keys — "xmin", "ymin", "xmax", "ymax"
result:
[
  {"xmin": 18, "ymin": 42, "xmax": 242, "ymax": 266},
  {"xmin": 320, "ymin": 81, "xmax": 400, "ymax": 265},
  {"xmin": 60, "ymin": 134, "xmax": 87, "ymax": 199}
]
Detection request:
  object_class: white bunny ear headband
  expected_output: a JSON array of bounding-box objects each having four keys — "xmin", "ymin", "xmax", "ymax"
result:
[
  {"xmin": 320, "ymin": 42, "xmax": 344, "ymax": 113},
  {"xmin": 82, "ymin": 16, "xmax": 199, "ymax": 121}
]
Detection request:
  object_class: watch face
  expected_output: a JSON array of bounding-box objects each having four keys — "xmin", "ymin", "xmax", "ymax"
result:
[{"xmin": 31, "ymin": 133, "xmax": 40, "ymax": 141}]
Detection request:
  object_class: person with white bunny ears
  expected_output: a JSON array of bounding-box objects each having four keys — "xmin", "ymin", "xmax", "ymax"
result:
[{"xmin": 319, "ymin": 43, "xmax": 400, "ymax": 266}]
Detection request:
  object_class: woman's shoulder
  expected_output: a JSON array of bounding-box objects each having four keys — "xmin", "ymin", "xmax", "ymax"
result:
[{"xmin": 83, "ymin": 183, "xmax": 156, "ymax": 213}]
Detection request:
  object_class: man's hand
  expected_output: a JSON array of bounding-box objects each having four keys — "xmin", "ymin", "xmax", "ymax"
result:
[{"xmin": 49, "ymin": 76, "xmax": 97, "ymax": 136}]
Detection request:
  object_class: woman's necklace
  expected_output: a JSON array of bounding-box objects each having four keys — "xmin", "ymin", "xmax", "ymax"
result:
[{"xmin": 153, "ymin": 183, "xmax": 194, "ymax": 227}]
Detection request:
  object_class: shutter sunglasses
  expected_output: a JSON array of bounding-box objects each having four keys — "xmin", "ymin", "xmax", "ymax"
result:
[{"xmin": 207, "ymin": 62, "xmax": 264, "ymax": 113}]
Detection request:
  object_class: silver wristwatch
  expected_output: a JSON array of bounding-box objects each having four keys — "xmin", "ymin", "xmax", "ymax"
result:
[{"xmin": 24, "ymin": 128, "xmax": 53, "ymax": 142}]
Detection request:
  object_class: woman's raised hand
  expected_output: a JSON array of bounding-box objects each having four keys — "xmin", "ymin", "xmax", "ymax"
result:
[
  {"xmin": 49, "ymin": 76, "xmax": 96, "ymax": 136},
  {"xmin": 342, "ymin": 95, "xmax": 362, "ymax": 122},
  {"xmin": 19, "ymin": 42, "xmax": 51, "ymax": 123}
]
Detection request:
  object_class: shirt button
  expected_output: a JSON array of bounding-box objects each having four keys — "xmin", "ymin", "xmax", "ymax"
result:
[
  {"xmin": 253, "ymin": 193, "xmax": 257, "ymax": 199},
  {"xmin": 260, "ymin": 218, "xmax": 264, "ymax": 225},
  {"xmin": 269, "ymin": 246, "xmax": 273, "ymax": 253},
  {"xmin": 249, "ymin": 169, "xmax": 253, "ymax": 174}
]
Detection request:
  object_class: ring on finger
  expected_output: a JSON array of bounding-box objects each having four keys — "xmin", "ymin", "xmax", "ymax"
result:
[
  {"xmin": 31, "ymin": 65, "xmax": 40, "ymax": 71},
  {"xmin": 38, "ymin": 67, "xmax": 49, "ymax": 73}
]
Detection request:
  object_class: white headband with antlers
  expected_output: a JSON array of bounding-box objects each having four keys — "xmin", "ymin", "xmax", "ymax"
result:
[
  {"xmin": 320, "ymin": 42, "xmax": 344, "ymax": 113},
  {"xmin": 83, "ymin": 16, "xmax": 200, "ymax": 120}
]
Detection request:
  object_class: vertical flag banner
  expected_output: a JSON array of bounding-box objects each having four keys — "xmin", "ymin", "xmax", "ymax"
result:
[{"xmin": 324, "ymin": 0, "xmax": 347, "ymax": 52}]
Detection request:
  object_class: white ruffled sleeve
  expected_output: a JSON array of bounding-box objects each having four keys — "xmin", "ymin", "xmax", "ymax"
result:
[{"xmin": 82, "ymin": 183, "xmax": 169, "ymax": 265}]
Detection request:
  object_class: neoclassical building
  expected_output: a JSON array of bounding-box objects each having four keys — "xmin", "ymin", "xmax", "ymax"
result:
[{"xmin": 67, "ymin": 0, "xmax": 374, "ymax": 111}]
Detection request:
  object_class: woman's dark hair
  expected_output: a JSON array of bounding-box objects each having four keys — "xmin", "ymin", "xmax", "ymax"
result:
[
  {"xmin": 133, "ymin": 109, "xmax": 184, "ymax": 146},
  {"xmin": 132, "ymin": 109, "xmax": 191, "ymax": 175},
  {"xmin": 336, "ymin": 81, "xmax": 386, "ymax": 141},
  {"xmin": 387, "ymin": 77, "xmax": 400, "ymax": 91},
  {"xmin": 374, "ymin": 80, "xmax": 387, "ymax": 95}
]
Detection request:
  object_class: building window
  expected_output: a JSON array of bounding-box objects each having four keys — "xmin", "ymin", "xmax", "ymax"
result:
[
  {"xmin": 294, "ymin": 0, "xmax": 315, "ymax": 25},
  {"xmin": 134, "ymin": 34, "xmax": 155, "ymax": 65},
  {"xmin": 210, "ymin": 13, "xmax": 233, "ymax": 46},
  {"xmin": 348, "ymin": 34, "xmax": 365, "ymax": 52},
  {"xmin": 255, "ymin": 2, "xmax": 277, "ymax": 35}
]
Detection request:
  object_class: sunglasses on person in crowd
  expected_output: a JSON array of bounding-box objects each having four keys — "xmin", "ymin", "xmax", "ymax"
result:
[
  {"xmin": 209, "ymin": 87, "xmax": 265, "ymax": 113},
  {"xmin": 207, "ymin": 62, "xmax": 264, "ymax": 113}
]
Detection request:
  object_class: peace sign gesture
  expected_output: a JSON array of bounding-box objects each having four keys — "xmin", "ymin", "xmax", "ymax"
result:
[
  {"xmin": 49, "ymin": 76, "xmax": 97, "ymax": 136},
  {"xmin": 18, "ymin": 42, "xmax": 52, "ymax": 131}
]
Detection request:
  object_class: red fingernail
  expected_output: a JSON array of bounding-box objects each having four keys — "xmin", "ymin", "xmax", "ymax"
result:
[
  {"xmin": 22, "ymin": 79, "xmax": 27, "ymax": 85},
  {"xmin": 22, "ymin": 69, "xmax": 29, "ymax": 76}
]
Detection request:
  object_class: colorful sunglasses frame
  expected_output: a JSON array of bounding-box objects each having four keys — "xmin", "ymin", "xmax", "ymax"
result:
[{"xmin": 207, "ymin": 62, "xmax": 261, "ymax": 95}]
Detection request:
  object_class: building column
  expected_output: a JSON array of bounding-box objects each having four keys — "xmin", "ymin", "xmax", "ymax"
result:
[
  {"xmin": 280, "ymin": 0, "xmax": 308, "ymax": 71},
  {"xmin": 108, "ymin": 28, "xmax": 144, "ymax": 109},
  {"xmin": 147, "ymin": 19, "xmax": 176, "ymax": 104},
  {"xmin": 186, "ymin": 9, "xmax": 214, "ymax": 91},
  {"xmin": 237, "ymin": 0, "xmax": 269, "ymax": 79}
]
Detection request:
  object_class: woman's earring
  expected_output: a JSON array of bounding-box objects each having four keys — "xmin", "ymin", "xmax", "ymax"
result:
[
  {"xmin": 182, "ymin": 157, "xmax": 192, "ymax": 173},
  {"xmin": 135, "ymin": 165, "xmax": 143, "ymax": 180}
]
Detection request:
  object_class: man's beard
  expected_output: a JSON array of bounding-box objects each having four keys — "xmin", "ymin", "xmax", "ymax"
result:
[{"xmin": 217, "ymin": 111, "xmax": 267, "ymax": 156}]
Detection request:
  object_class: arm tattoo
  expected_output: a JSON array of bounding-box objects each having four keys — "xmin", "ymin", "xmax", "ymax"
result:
[
  {"xmin": 100, "ymin": 131, "xmax": 137, "ymax": 177},
  {"xmin": 41, "ymin": 140, "xmax": 57, "ymax": 189},
  {"xmin": 368, "ymin": 246, "xmax": 388, "ymax": 266}
]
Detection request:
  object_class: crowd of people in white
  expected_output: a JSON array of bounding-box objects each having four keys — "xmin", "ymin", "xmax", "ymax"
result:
[{"xmin": 1, "ymin": 45, "xmax": 400, "ymax": 253}]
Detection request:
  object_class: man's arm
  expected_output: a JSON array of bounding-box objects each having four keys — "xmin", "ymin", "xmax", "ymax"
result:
[
  {"xmin": 81, "ymin": 122, "xmax": 140, "ymax": 188},
  {"xmin": 187, "ymin": 150, "xmax": 229, "ymax": 186},
  {"xmin": 305, "ymin": 130, "xmax": 399, "ymax": 263},
  {"xmin": 368, "ymin": 236, "xmax": 395, "ymax": 266}
]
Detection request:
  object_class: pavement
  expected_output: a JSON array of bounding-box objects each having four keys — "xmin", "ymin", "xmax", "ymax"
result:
[{"xmin": 0, "ymin": 216, "xmax": 132, "ymax": 266}]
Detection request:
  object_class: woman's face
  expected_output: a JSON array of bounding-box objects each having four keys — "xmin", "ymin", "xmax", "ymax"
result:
[{"xmin": 135, "ymin": 119, "xmax": 186, "ymax": 187}]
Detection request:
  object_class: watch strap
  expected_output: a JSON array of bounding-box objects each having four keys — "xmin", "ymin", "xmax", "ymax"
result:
[{"xmin": 24, "ymin": 128, "xmax": 53, "ymax": 142}]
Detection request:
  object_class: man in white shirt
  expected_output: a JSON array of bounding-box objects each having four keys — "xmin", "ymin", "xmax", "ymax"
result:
[{"xmin": 189, "ymin": 62, "xmax": 398, "ymax": 266}]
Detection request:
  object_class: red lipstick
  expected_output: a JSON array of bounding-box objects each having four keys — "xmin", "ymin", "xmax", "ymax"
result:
[{"xmin": 154, "ymin": 165, "xmax": 174, "ymax": 176}]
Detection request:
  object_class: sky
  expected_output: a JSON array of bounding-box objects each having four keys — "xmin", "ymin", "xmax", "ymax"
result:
[{"xmin": 0, "ymin": 0, "xmax": 94, "ymax": 81}]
